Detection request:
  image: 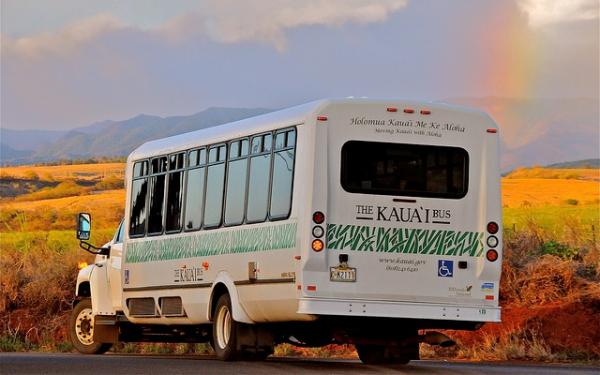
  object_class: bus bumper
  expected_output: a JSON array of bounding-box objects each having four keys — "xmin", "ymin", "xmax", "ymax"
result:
[{"xmin": 298, "ymin": 297, "xmax": 501, "ymax": 323}]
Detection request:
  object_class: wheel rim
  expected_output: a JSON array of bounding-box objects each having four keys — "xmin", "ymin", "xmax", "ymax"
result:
[
  {"xmin": 75, "ymin": 307, "xmax": 95, "ymax": 346},
  {"xmin": 215, "ymin": 305, "xmax": 231, "ymax": 349}
]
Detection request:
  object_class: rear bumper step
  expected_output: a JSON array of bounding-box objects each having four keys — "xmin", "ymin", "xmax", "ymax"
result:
[{"xmin": 298, "ymin": 298, "xmax": 500, "ymax": 322}]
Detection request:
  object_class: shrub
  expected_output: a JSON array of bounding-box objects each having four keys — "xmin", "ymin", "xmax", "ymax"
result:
[
  {"xmin": 94, "ymin": 176, "xmax": 124, "ymax": 190},
  {"xmin": 22, "ymin": 170, "xmax": 39, "ymax": 181},
  {"xmin": 15, "ymin": 180, "xmax": 89, "ymax": 202},
  {"xmin": 540, "ymin": 240, "xmax": 579, "ymax": 260}
]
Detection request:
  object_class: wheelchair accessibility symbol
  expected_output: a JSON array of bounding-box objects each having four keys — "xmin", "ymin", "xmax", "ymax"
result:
[{"xmin": 438, "ymin": 260, "xmax": 454, "ymax": 277}]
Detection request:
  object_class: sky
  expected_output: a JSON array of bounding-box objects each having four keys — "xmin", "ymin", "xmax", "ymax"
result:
[{"xmin": 1, "ymin": 0, "xmax": 598, "ymax": 131}]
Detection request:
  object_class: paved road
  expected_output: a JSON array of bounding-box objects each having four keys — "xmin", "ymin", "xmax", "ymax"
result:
[{"xmin": 0, "ymin": 353, "xmax": 598, "ymax": 375}]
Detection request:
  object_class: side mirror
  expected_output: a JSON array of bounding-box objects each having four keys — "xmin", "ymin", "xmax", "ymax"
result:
[{"xmin": 77, "ymin": 213, "xmax": 91, "ymax": 240}]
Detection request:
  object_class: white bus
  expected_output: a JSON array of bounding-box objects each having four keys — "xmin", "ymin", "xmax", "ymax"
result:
[{"xmin": 71, "ymin": 98, "xmax": 502, "ymax": 364}]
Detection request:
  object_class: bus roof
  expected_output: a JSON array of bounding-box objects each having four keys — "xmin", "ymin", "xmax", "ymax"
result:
[{"xmin": 127, "ymin": 98, "xmax": 491, "ymax": 161}]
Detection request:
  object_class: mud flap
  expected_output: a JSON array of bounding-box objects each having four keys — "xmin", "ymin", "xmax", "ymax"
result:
[
  {"xmin": 93, "ymin": 316, "xmax": 119, "ymax": 344},
  {"xmin": 236, "ymin": 324, "xmax": 274, "ymax": 356}
]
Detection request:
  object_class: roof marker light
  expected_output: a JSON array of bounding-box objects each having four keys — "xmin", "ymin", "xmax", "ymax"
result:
[
  {"xmin": 487, "ymin": 128, "xmax": 498, "ymax": 133},
  {"xmin": 387, "ymin": 107, "xmax": 398, "ymax": 112},
  {"xmin": 404, "ymin": 108, "xmax": 415, "ymax": 114},
  {"xmin": 317, "ymin": 116, "xmax": 328, "ymax": 121},
  {"xmin": 420, "ymin": 109, "xmax": 431, "ymax": 115}
]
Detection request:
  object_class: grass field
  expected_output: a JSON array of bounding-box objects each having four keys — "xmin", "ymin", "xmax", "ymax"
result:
[
  {"xmin": 0, "ymin": 163, "xmax": 125, "ymax": 181},
  {"xmin": 0, "ymin": 163, "xmax": 599, "ymax": 359},
  {"xmin": 505, "ymin": 167, "xmax": 599, "ymax": 180}
]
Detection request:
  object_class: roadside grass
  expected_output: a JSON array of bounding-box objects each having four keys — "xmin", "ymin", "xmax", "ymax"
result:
[{"xmin": 503, "ymin": 206, "xmax": 599, "ymax": 245}]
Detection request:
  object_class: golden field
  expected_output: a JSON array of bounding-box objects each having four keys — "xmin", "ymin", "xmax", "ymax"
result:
[{"xmin": 0, "ymin": 163, "xmax": 125, "ymax": 181}]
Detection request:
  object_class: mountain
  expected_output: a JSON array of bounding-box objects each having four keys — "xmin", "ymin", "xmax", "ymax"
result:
[
  {"xmin": 0, "ymin": 128, "xmax": 67, "ymax": 151},
  {"xmin": 1, "ymin": 99, "xmax": 598, "ymax": 169},
  {"xmin": 1, "ymin": 107, "xmax": 271, "ymax": 164},
  {"xmin": 0, "ymin": 143, "xmax": 33, "ymax": 163},
  {"xmin": 444, "ymin": 97, "xmax": 599, "ymax": 171},
  {"xmin": 546, "ymin": 159, "xmax": 600, "ymax": 168}
]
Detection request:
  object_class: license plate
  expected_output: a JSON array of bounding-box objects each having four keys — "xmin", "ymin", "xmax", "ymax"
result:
[{"xmin": 330, "ymin": 267, "xmax": 356, "ymax": 282}]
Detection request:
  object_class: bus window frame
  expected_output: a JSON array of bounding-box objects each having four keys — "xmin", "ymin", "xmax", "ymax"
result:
[
  {"xmin": 340, "ymin": 140, "xmax": 470, "ymax": 199},
  {"xmin": 182, "ymin": 147, "xmax": 207, "ymax": 233},
  {"xmin": 129, "ymin": 160, "xmax": 149, "ymax": 239},
  {"xmin": 164, "ymin": 151, "xmax": 186, "ymax": 235},
  {"xmin": 268, "ymin": 128, "xmax": 297, "ymax": 222},
  {"xmin": 223, "ymin": 138, "xmax": 250, "ymax": 228}
]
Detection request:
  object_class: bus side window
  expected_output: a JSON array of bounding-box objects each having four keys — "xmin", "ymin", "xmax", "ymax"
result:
[
  {"xmin": 224, "ymin": 139, "xmax": 249, "ymax": 226},
  {"xmin": 184, "ymin": 148, "xmax": 206, "ymax": 231},
  {"xmin": 148, "ymin": 157, "xmax": 167, "ymax": 235},
  {"xmin": 246, "ymin": 133, "xmax": 272, "ymax": 223},
  {"xmin": 270, "ymin": 129, "xmax": 296, "ymax": 220},
  {"xmin": 204, "ymin": 144, "xmax": 227, "ymax": 228},
  {"xmin": 129, "ymin": 160, "xmax": 148, "ymax": 237},
  {"xmin": 165, "ymin": 152, "xmax": 185, "ymax": 232}
]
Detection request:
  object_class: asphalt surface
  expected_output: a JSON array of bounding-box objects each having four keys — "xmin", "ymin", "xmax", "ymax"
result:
[{"xmin": 1, "ymin": 353, "xmax": 598, "ymax": 375}]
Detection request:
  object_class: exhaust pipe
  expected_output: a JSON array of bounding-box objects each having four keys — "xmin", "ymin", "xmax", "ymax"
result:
[{"xmin": 421, "ymin": 331, "xmax": 456, "ymax": 347}]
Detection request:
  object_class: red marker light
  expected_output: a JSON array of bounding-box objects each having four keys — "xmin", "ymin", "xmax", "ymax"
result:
[
  {"xmin": 307, "ymin": 285, "xmax": 317, "ymax": 291},
  {"xmin": 486, "ymin": 249, "xmax": 499, "ymax": 262},
  {"xmin": 403, "ymin": 108, "xmax": 415, "ymax": 114},
  {"xmin": 387, "ymin": 107, "xmax": 398, "ymax": 112},
  {"xmin": 420, "ymin": 109, "xmax": 431, "ymax": 115},
  {"xmin": 317, "ymin": 116, "xmax": 328, "ymax": 121},
  {"xmin": 487, "ymin": 128, "xmax": 497, "ymax": 133},
  {"xmin": 487, "ymin": 222, "xmax": 499, "ymax": 234},
  {"xmin": 485, "ymin": 295, "xmax": 495, "ymax": 300},
  {"xmin": 313, "ymin": 211, "xmax": 325, "ymax": 224}
]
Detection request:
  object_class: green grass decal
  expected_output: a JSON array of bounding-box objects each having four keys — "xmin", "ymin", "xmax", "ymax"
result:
[
  {"xmin": 125, "ymin": 222, "xmax": 297, "ymax": 263},
  {"xmin": 326, "ymin": 223, "xmax": 484, "ymax": 257}
]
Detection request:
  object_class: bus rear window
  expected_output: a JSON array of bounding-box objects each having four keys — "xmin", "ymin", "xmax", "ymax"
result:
[{"xmin": 341, "ymin": 141, "xmax": 468, "ymax": 199}]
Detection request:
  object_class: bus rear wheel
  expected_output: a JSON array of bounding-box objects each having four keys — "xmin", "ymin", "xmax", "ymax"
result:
[
  {"xmin": 69, "ymin": 299, "xmax": 112, "ymax": 354},
  {"xmin": 212, "ymin": 294, "xmax": 239, "ymax": 361}
]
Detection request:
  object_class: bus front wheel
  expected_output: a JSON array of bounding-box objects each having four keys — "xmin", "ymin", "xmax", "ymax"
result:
[
  {"xmin": 69, "ymin": 299, "xmax": 112, "ymax": 354},
  {"xmin": 212, "ymin": 294, "xmax": 239, "ymax": 361}
]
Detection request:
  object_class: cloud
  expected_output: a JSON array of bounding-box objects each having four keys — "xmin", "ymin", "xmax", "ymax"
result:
[
  {"xmin": 517, "ymin": 0, "xmax": 599, "ymax": 28},
  {"xmin": 2, "ymin": 0, "xmax": 408, "ymax": 59},
  {"xmin": 2, "ymin": 13, "xmax": 125, "ymax": 59},
  {"xmin": 161, "ymin": 0, "xmax": 408, "ymax": 50}
]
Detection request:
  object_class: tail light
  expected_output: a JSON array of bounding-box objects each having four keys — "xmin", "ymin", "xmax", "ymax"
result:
[
  {"xmin": 312, "ymin": 239, "xmax": 324, "ymax": 252},
  {"xmin": 313, "ymin": 211, "xmax": 325, "ymax": 224},
  {"xmin": 487, "ymin": 235, "xmax": 499, "ymax": 248},
  {"xmin": 486, "ymin": 249, "xmax": 499, "ymax": 262},
  {"xmin": 312, "ymin": 225, "xmax": 324, "ymax": 238},
  {"xmin": 487, "ymin": 221, "xmax": 499, "ymax": 234}
]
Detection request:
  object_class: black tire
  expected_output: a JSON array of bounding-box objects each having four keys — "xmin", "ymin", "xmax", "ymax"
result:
[
  {"xmin": 356, "ymin": 344, "xmax": 386, "ymax": 364},
  {"xmin": 356, "ymin": 343, "xmax": 417, "ymax": 365},
  {"xmin": 69, "ymin": 299, "xmax": 112, "ymax": 354},
  {"xmin": 212, "ymin": 294, "xmax": 239, "ymax": 361}
]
